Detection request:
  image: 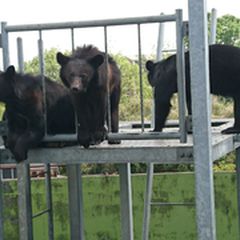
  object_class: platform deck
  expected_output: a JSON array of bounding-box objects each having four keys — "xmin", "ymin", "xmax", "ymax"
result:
[{"xmin": 0, "ymin": 119, "xmax": 239, "ymax": 165}]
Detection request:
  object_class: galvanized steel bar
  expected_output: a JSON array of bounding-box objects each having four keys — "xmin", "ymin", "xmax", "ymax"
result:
[
  {"xmin": 17, "ymin": 37, "xmax": 24, "ymax": 73},
  {"xmin": 4, "ymin": 15, "xmax": 177, "ymax": 32},
  {"xmin": 0, "ymin": 174, "xmax": 3, "ymax": 240},
  {"xmin": 17, "ymin": 162, "xmax": 33, "ymax": 240},
  {"xmin": 104, "ymin": 26, "xmax": 112, "ymax": 133},
  {"xmin": 45, "ymin": 164, "xmax": 54, "ymax": 240},
  {"xmin": 119, "ymin": 163, "xmax": 134, "ymax": 240},
  {"xmin": 236, "ymin": 147, "xmax": 240, "ymax": 237},
  {"xmin": 175, "ymin": 9, "xmax": 187, "ymax": 143},
  {"xmin": 137, "ymin": 24, "xmax": 145, "ymax": 132},
  {"xmin": 38, "ymin": 33, "xmax": 48, "ymax": 135},
  {"xmin": 108, "ymin": 132, "xmax": 181, "ymax": 140},
  {"xmin": 71, "ymin": 28, "xmax": 75, "ymax": 52},
  {"xmin": 188, "ymin": 0, "xmax": 216, "ymax": 239},
  {"xmin": 1, "ymin": 22, "xmax": 9, "ymax": 70},
  {"xmin": 209, "ymin": 8, "xmax": 217, "ymax": 45},
  {"xmin": 67, "ymin": 165, "xmax": 84, "ymax": 240},
  {"xmin": 142, "ymin": 163, "xmax": 154, "ymax": 240}
]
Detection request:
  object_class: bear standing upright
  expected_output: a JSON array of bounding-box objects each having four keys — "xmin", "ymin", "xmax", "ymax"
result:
[
  {"xmin": 56, "ymin": 45, "xmax": 121, "ymax": 148},
  {"xmin": 146, "ymin": 44, "xmax": 240, "ymax": 134},
  {"xmin": 0, "ymin": 65, "xmax": 75, "ymax": 162}
]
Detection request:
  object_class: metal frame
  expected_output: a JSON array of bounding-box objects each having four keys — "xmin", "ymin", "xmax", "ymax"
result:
[
  {"xmin": 188, "ymin": 0, "xmax": 216, "ymax": 239},
  {"xmin": 0, "ymin": 3, "xmax": 239, "ymax": 240}
]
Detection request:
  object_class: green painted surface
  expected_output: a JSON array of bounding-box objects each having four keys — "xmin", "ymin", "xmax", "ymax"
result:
[{"xmin": 2, "ymin": 172, "xmax": 239, "ymax": 239}]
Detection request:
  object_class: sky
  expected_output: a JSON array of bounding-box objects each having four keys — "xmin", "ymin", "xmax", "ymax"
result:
[{"xmin": 1, "ymin": 0, "xmax": 240, "ymax": 66}]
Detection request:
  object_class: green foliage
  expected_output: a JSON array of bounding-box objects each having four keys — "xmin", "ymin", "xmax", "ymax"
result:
[
  {"xmin": 216, "ymin": 14, "xmax": 240, "ymax": 47},
  {"xmin": 24, "ymin": 48, "xmax": 63, "ymax": 81}
]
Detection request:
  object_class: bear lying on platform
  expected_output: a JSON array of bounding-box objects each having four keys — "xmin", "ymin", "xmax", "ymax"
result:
[
  {"xmin": 57, "ymin": 45, "xmax": 121, "ymax": 148},
  {"xmin": 146, "ymin": 44, "xmax": 240, "ymax": 134},
  {"xmin": 0, "ymin": 66, "xmax": 75, "ymax": 162}
]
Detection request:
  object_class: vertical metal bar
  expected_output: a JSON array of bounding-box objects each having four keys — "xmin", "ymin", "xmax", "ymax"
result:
[
  {"xmin": 67, "ymin": 165, "xmax": 84, "ymax": 240},
  {"xmin": 188, "ymin": 1, "xmax": 216, "ymax": 240},
  {"xmin": 104, "ymin": 26, "xmax": 112, "ymax": 132},
  {"xmin": 71, "ymin": 28, "xmax": 75, "ymax": 52},
  {"xmin": 45, "ymin": 164, "xmax": 54, "ymax": 240},
  {"xmin": 236, "ymin": 147, "xmax": 240, "ymax": 239},
  {"xmin": 38, "ymin": 31, "xmax": 48, "ymax": 135},
  {"xmin": 156, "ymin": 14, "xmax": 165, "ymax": 61},
  {"xmin": 0, "ymin": 173, "xmax": 3, "ymax": 240},
  {"xmin": 137, "ymin": 24, "xmax": 144, "ymax": 132},
  {"xmin": 118, "ymin": 163, "xmax": 134, "ymax": 240},
  {"xmin": 142, "ymin": 163, "xmax": 154, "ymax": 240},
  {"xmin": 209, "ymin": 8, "xmax": 217, "ymax": 45},
  {"xmin": 175, "ymin": 9, "xmax": 187, "ymax": 143},
  {"xmin": 152, "ymin": 15, "xmax": 165, "ymax": 129},
  {"xmin": 17, "ymin": 162, "xmax": 33, "ymax": 240},
  {"xmin": 1, "ymin": 22, "xmax": 9, "ymax": 70},
  {"xmin": 17, "ymin": 37, "xmax": 24, "ymax": 73}
]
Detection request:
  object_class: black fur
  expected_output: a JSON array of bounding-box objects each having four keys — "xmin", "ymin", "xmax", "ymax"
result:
[
  {"xmin": 0, "ymin": 66, "xmax": 75, "ymax": 162},
  {"xmin": 146, "ymin": 44, "xmax": 240, "ymax": 134},
  {"xmin": 57, "ymin": 45, "xmax": 121, "ymax": 148}
]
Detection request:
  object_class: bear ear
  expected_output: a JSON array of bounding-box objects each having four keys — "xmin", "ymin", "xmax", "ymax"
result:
[
  {"xmin": 146, "ymin": 61, "xmax": 154, "ymax": 72},
  {"xmin": 56, "ymin": 52, "xmax": 70, "ymax": 66},
  {"xmin": 5, "ymin": 65, "xmax": 16, "ymax": 78},
  {"xmin": 89, "ymin": 54, "xmax": 104, "ymax": 69}
]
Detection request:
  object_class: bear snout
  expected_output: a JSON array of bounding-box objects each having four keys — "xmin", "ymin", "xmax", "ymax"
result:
[{"xmin": 70, "ymin": 78, "xmax": 87, "ymax": 92}]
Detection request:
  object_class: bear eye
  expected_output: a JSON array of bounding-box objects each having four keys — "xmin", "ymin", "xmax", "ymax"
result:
[
  {"xmin": 80, "ymin": 74, "xmax": 88, "ymax": 80},
  {"xmin": 70, "ymin": 72, "xmax": 75, "ymax": 77}
]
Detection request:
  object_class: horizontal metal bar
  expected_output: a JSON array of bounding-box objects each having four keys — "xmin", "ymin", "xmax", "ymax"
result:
[
  {"xmin": 107, "ymin": 132, "xmax": 181, "ymax": 140},
  {"xmin": 151, "ymin": 201, "xmax": 195, "ymax": 206},
  {"xmin": 43, "ymin": 134, "xmax": 77, "ymax": 142},
  {"xmin": 4, "ymin": 14, "xmax": 177, "ymax": 32},
  {"xmin": 32, "ymin": 208, "xmax": 50, "ymax": 219}
]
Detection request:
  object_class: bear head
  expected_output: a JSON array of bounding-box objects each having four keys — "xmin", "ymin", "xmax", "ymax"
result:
[
  {"xmin": 0, "ymin": 65, "xmax": 21, "ymax": 102},
  {"xmin": 56, "ymin": 52, "xmax": 104, "ymax": 93}
]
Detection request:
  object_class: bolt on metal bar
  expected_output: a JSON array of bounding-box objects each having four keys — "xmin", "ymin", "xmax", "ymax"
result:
[
  {"xmin": 38, "ymin": 32, "xmax": 48, "ymax": 136},
  {"xmin": 137, "ymin": 24, "xmax": 145, "ymax": 132},
  {"xmin": 4, "ymin": 15, "xmax": 177, "ymax": 32},
  {"xmin": 175, "ymin": 9, "xmax": 187, "ymax": 143},
  {"xmin": 17, "ymin": 37, "xmax": 24, "ymax": 73}
]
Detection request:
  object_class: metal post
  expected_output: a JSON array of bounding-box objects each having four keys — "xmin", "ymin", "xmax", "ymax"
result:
[
  {"xmin": 38, "ymin": 33, "xmax": 48, "ymax": 136},
  {"xmin": 209, "ymin": 8, "xmax": 217, "ymax": 45},
  {"xmin": 188, "ymin": 0, "xmax": 216, "ymax": 239},
  {"xmin": 104, "ymin": 26, "xmax": 112, "ymax": 133},
  {"xmin": 0, "ymin": 174, "xmax": 3, "ymax": 240},
  {"xmin": 236, "ymin": 147, "xmax": 240, "ymax": 239},
  {"xmin": 1, "ymin": 22, "xmax": 9, "ymax": 70},
  {"xmin": 71, "ymin": 28, "xmax": 75, "ymax": 52},
  {"xmin": 142, "ymin": 163, "xmax": 154, "ymax": 240},
  {"xmin": 17, "ymin": 162, "xmax": 33, "ymax": 240},
  {"xmin": 45, "ymin": 164, "xmax": 54, "ymax": 240},
  {"xmin": 175, "ymin": 9, "xmax": 187, "ymax": 143},
  {"xmin": 67, "ymin": 164, "xmax": 84, "ymax": 240},
  {"xmin": 17, "ymin": 37, "xmax": 24, "ymax": 73},
  {"xmin": 118, "ymin": 163, "xmax": 134, "ymax": 240},
  {"xmin": 137, "ymin": 24, "xmax": 145, "ymax": 132}
]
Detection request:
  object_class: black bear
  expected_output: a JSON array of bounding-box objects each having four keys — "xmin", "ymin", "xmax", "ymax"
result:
[
  {"xmin": 146, "ymin": 44, "xmax": 240, "ymax": 134},
  {"xmin": 0, "ymin": 65, "xmax": 75, "ymax": 162},
  {"xmin": 56, "ymin": 45, "xmax": 121, "ymax": 148}
]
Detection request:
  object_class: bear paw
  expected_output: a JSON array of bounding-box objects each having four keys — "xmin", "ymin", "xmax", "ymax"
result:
[
  {"xmin": 78, "ymin": 130, "xmax": 91, "ymax": 148},
  {"xmin": 221, "ymin": 126, "xmax": 240, "ymax": 134}
]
